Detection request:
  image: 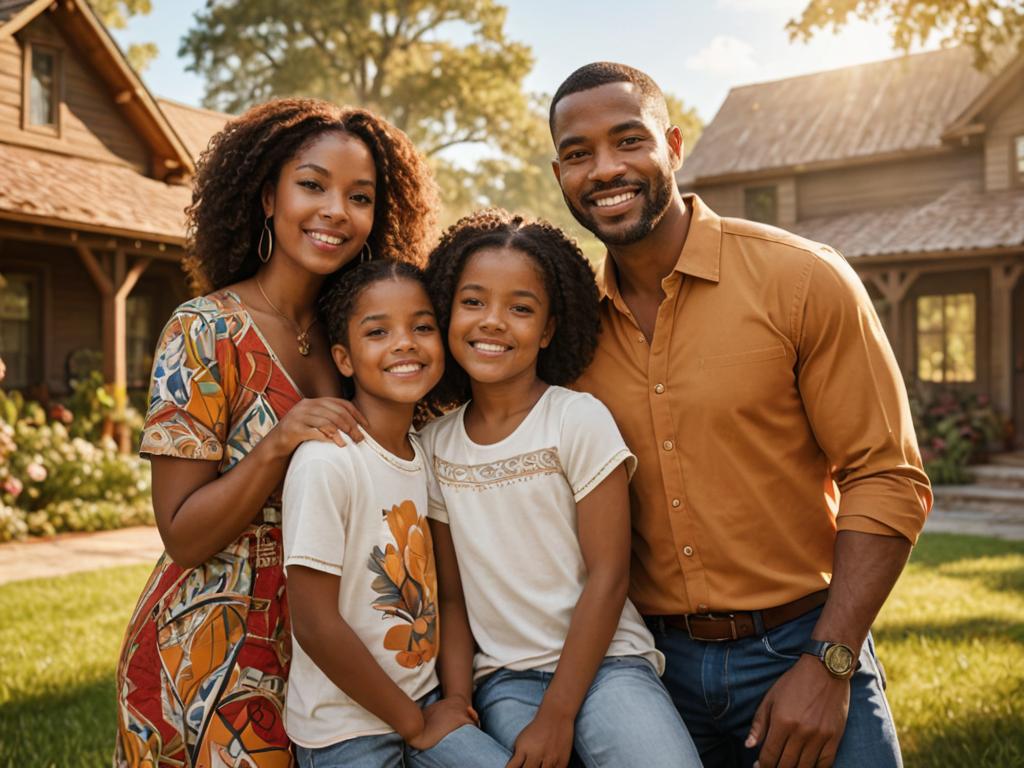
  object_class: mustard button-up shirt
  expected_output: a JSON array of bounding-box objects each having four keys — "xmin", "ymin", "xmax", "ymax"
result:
[{"xmin": 575, "ymin": 195, "xmax": 932, "ymax": 616}]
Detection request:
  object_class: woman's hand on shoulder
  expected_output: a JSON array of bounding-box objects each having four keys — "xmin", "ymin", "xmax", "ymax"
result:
[{"xmin": 266, "ymin": 398, "xmax": 368, "ymax": 457}]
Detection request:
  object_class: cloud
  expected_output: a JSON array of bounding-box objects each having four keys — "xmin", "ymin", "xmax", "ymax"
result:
[{"xmin": 685, "ymin": 36, "xmax": 758, "ymax": 74}]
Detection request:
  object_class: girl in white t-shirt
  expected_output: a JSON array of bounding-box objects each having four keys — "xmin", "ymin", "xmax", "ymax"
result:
[
  {"xmin": 420, "ymin": 210, "xmax": 701, "ymax": 768},
  {"xmin": 282, "ymin": 260, "xmax": 511, "ymax": 768}
]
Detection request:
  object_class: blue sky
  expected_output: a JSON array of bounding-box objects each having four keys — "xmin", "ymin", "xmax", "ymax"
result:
[{"xmin": 110, "ymin": 0, "xmax": 931, "ymax": 122}]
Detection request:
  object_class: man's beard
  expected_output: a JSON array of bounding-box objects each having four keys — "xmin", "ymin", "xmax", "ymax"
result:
[{"xmin": 563, "ymin": 171, "xmax": 674, "ymax": 246}]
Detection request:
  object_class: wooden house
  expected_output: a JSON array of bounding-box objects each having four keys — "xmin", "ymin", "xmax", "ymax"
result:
[
  {"xmin": 679, "ymin": 47, "xmax": 1024, "ymax": 447},
  {"xmin": 0, "ymin": 0, "xmax": 226, "ymax": 414}
]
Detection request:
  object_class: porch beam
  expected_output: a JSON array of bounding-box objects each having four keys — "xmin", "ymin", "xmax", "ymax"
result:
[
  {"xmin": 860, "ymin": 268, "xmax": 920, "ymax": 360},
  {"xmin": 0, "ymin": 223, "xmax": 181, "ymax": 261}
]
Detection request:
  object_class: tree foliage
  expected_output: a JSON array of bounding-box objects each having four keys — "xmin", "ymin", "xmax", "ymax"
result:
[
  {"xmin": 787, "ymin": 0, "xmax": 1024, "ymax": 69},
  {"xmin": 88, "ymin": 0, "xmax": 156, "ymax": 71},
  {"xmin": 179, "ymin": 0, "xmax": 533, "ymax": 159}
]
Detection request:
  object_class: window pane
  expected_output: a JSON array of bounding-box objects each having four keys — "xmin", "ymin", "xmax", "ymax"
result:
[
  {"xmin": 0, "ymin": 275, "xmax": 34, "ymax": 388},
  {"xmin": 1016, "ymin": 135, "xmax": 1024, "ymax": 177},
  {"xmin": 30, "ymin": 49, "xmax": 56, "ymax": 126},
  {"xmin": 915, "ymin": 292, "xmax": 976, "ymax": 383},
  {"xmin": 744, "ymin": 187, "xmax": 777, "ymax": 225}
]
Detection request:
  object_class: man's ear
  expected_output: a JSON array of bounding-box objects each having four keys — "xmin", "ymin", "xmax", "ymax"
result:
[
  {"xmin": 666, "ymin": 125, "xmax": 684, "ymax": 171},
  {"xmin": 540, "ymin": 315, "xmax": 556, "ymax": 349},
  {"xmin": 551, "ymin": 159, "xmax": 562, "ymax": 185},
  {"xmin": 261, "ymin": 181, "xmax": 276, "ymax": 218},
  {"xmin": 332, "ymin": 343, "xmax": 354, "ymax": 378}
]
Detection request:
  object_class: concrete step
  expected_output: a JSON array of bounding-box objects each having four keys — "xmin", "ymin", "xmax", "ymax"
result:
[
  {"xmin": 931, "ymin": 483, "xmax": 1024, "ymax": 514},
  {"xmin": 968, "ymin": 464, "xmax": 1024, "ymax": 489},
  {"xmin": 989, "ymin": 451, "xmax": 1024, "ymax": 468}
]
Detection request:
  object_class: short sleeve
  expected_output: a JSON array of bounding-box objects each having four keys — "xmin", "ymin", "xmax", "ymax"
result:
[
  {"xmin": 417, "ymin": 428, "xmax": 449, "ymax": 524},
  {"xmin": 282, "ymin": 443, "xmax": 351, "ymax": 575},
  {"xmin": 559, "ymin": 394, "xmax": 637, "ymax": 503},
  {"xmin": 139, "ymin": 309, "xmax": 232, "ymax": 462}
]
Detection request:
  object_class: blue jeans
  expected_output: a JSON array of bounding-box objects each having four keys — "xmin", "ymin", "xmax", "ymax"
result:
[
  {"xmin": 649, "ymin": 605, "xmax": 902, "ymax": 768},
  {"xmin": 474, "ymin": 655, "xmax": 702, "ymax": 767},
  {"xmin": 294, "ymin": 689, "xmax": 511, "ymax": 768}
]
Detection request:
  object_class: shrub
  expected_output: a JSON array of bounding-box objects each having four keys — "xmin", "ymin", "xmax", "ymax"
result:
[{"xmin": 910, "ymin": 386, "xmax": 1005, "ymax": 485}]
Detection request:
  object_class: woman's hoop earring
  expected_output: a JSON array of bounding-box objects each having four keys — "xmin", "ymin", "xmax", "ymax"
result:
[
  {"xmin": 258, "ymin": 216, "xmax": 273, "ymax": 263},
  {"xmin": 360, "ymin": 242, "xmax": 373, "ymax": 264}
]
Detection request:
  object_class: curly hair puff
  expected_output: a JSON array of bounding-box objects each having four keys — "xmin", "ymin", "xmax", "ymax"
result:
[
  {"xmin": 183, "ymin": 98, "xmax": 437, "ymax": 294},
  {"xmin": 424, "ymin": 208, "xmax": 601, "ymax": 409}
]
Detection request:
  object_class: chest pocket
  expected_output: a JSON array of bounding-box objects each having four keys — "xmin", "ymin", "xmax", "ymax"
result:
[{"xmin": 699, "ymin": 343, "xmax": 788, "ymax": 370}]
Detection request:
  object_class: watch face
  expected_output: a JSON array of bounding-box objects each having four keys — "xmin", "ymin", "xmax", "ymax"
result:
[{"xmin": 823, "ymin": 644, "xmax": 855, "ymax": 675}]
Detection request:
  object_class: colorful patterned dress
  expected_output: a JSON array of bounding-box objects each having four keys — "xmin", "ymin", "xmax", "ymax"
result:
[{"xmin": 115, "ymin": 290, "xmax": 301, "ymax": 768}]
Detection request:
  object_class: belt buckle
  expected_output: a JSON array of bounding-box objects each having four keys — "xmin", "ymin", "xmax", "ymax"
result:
[{"xmin": 685, "ymin": 612, "xmax": 739, "ymax": 642}]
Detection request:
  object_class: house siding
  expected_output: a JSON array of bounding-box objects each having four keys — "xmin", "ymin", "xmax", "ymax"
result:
[
  {"xmin": 0, "ymin": 15, "xmax": 149, "ymax": 171},
  {"xmin": 984, "ymin": 81, "xmax": 1024, "ymax": 191}
]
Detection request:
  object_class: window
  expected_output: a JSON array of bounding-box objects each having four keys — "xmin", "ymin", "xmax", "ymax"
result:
[
  {"xmin": 1015, "ymin": 135, "xmax": 1024, "ymax": 183},
  {"xmin": 744, "ymin": 186, "xmax": 777, "ymax": 225},
  {"xmin": 0, "ymin": 274, "xmax": 36, "ymax": 388},
  {"xmin": 917, "ymin": 293, "xmax": 976, "ymax": 383},
  {"xmin": 23, "ymin": 43, "xmax": 60, "ymax": 133},
  {"xmin": 126, "ymin": 295, "xmax": 153, "ymax": 388}
]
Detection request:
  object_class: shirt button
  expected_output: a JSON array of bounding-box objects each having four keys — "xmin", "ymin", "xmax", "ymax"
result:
[
  {"xmin": 663, "ymin": 440, "xmax": 674, "ymax": 451},
  {"xmin": 654, "ymin": 383, "xmax": 665, "ymax": 394},
  {"xmin": 637, "ymin": 335, "xmax": 646, "ymax": 344},
  {"xmin": 698, "ymin": 604, "xmax": 709, "ymax": 613},
  {"xmin": 683, "ymin": 546, "xmax": 694, "ymax": 557},
  {"xmin": 671, "ymin": 498, "xmax": 681, "ymax": 508}
]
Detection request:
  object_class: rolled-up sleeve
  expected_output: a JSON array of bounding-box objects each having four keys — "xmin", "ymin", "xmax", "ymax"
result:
[{"xmin": 796, "ymin": 248, "xmax": 932, "ymax": 543}]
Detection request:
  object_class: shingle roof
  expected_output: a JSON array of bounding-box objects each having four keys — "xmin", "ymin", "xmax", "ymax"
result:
[
  {"xmin": 791, "ymin": 184, "xmax": 1024, "ymax": 259},
  {"xmin": 678, "ymin": 47, "xmax": 992, "ymax": 185},
  {"xmin": 157, "ymin": 98, "xmax": 230, "ymax": 163},
  {"xmin": 0, "ymin": 143, "xmax": 189, "ymax": 241}
]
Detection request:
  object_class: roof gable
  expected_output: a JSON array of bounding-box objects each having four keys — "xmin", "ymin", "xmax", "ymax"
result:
[
  {"xmin": 0, "ymin": 0, "xmax": 193, "ymax": 181},
  {"xmin": 679, "ymin": 47, "xmax": 992, "ymax": 185}
]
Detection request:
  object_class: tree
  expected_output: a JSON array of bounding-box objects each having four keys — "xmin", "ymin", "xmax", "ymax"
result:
[
  {"xmin": 787, "ymin": 0, "xmax": 1024, "ymax": 69},
  {"xmin": 179, "ymin": 0, "xmax": 533, "ymax": 160},
  {"xmin": 89, "ymin": 0, "xmax": 156, "ymax": 71}
]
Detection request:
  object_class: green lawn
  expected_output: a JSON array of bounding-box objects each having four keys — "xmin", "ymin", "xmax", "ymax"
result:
[{"xmin": 0, "ymin": 533, "xmax": 1022, "ymax": 767}]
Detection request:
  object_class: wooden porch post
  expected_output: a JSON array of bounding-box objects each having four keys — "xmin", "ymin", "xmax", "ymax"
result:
[
  {"xmin": 991, "ymin": 262, "xmax": 1024, "ymax": 425},
  {"xmin": 861, "ymin": 269, "xmax": 920, "ymax": 364},
  {"xmin": 76, "ymin": 245, "xmax": 151, "ymax": 452}
]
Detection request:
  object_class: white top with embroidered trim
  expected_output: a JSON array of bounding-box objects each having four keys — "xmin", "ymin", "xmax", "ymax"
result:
[
  {"xmin": 282, "ymin": 432, "xmax": 440, "ymax": 748},
  {"xmin": 419, "ymin": 385, "xmax": 664, "ymax": 680}
]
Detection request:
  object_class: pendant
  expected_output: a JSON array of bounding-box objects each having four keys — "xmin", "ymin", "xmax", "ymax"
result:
[{"xmin": 297, "ymin": 332, "xmax": 311, "ymax": 356}]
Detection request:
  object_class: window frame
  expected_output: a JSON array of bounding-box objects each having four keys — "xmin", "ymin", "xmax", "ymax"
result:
[
  {"xmin": 0, "ymin": 271, "xmax": 43, "ymax": 390},
  {"xmin": 914, "ymin": 291, "xmax": 978, "ymax": 385},
  {"xmin": 1014, "ymin": 133, "xmax": 1024, "ymax": 188},
  {"xmin": 743, "ymin": 185, "xmax": 778, "ymax": 225},
  {"xmin": 21, "ymin": 40, "xmax": 62, "ymax": 137}
]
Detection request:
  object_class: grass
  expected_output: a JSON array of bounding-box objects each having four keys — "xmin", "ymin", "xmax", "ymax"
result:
[{"xmin": 0, "ymin": 534, "xmax": 1022, "ymax": 767}]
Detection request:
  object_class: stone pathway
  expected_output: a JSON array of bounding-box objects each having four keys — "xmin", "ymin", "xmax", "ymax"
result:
[
  {"xmin": 0, "ymin": 506, "xmax": 1021, "ymax": 586},
  {"xmin": 0, "ymin": 525, "xmax": 163, "ymax": 585}
]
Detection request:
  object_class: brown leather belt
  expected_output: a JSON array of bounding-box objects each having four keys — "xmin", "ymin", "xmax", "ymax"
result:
[{"xmin": 649, "ymin": 589, "xmax": 828, "ymax": 642}]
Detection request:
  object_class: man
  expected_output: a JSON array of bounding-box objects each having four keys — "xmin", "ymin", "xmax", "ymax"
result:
[{"xmin": 549, "ymin": 62, "xmax": 931, "ymax": 768}]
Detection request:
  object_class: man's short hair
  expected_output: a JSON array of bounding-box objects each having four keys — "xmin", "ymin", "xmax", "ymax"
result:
[{"xmin": 549, "ymin": 62, "xmax": 670, "ymax": 134}]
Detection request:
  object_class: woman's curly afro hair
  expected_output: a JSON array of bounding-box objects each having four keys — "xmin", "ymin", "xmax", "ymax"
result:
[
  {"xmin": 424, "ymin": 208, "xmax": 601, "ymax": 409},
  {"xmin": 183, "ymin": 98, "xmax": 437, "ymax": 294}
]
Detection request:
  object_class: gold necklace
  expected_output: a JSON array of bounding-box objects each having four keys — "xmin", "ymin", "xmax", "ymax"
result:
[{"xmin": 255, "ymin": 277, "xmax": 317, "ymax": 356}]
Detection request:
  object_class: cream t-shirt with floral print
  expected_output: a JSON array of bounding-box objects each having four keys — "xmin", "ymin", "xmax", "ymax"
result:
[{"xmin": 419, "ymin": 385, "xmax": 663, "ymax": 681}]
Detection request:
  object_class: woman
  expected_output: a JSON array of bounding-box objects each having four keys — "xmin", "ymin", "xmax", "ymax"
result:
[{"xmin": 113, "ymin": 98, "xmax": 436, "ymax": 768}]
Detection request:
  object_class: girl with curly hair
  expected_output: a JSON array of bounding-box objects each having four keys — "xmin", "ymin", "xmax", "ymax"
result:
[
  {"xmin": 114, "ymin": 98, "xmax": 436, "ymax": 768},
  {"xmin": 419, "ymin": 210, "xmax": 700, "ymax": 768}
]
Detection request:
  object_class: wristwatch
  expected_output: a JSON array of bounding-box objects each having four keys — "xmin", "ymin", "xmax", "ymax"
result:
[{"xmin": 801, "ymin": 640, "xmax": 857, "ymax": 679}]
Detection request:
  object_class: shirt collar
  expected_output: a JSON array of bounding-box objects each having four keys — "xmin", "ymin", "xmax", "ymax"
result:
[{"xmin": 597, "ymin": 193, "xmax": 722, "ymax": 301}]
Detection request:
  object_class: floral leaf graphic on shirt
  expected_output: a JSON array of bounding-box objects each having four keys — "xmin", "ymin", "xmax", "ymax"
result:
[{"xmin": 368, "ymin": 500, "xmax": 438, "ymax": 669}]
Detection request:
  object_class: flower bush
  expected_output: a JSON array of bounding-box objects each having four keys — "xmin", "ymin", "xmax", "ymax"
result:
[
  {"xmin": 0, "ymin": 387, "xmax": 152, "ymax": 542},
  {"xmin": 909, "ymin": 385, "xmax": 1006, "ymax": 485}
]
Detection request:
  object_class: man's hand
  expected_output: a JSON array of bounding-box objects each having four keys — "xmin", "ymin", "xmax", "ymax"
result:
[
  {"xmin": 506, "ymin": 708, "xmax": 575, "ymax": 768},
  {"xmin": 746, "ymin": 655, "xmax": 850, "ymax": 768},
  {"xmin": 406, "ymin": 696, "xmax": 474, "ymax": 751}
]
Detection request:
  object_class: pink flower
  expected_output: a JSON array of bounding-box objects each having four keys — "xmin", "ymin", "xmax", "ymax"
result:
[
  {"xmin": 3, "ymin": 476, "xmax": 23, "ymax": 498},
  {"xmin": 26, "ymin": 463, "xmax": 47, "ymax": 483}
]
